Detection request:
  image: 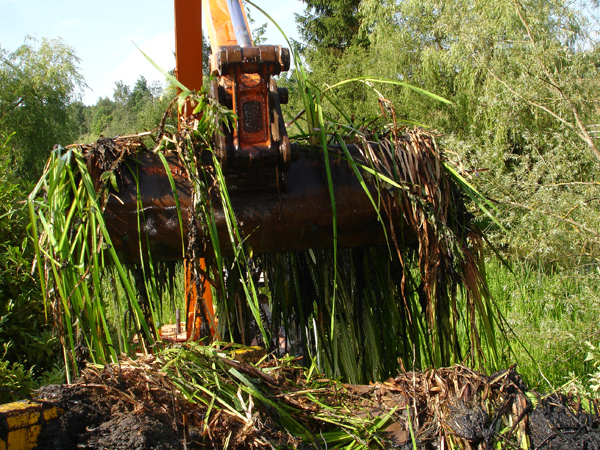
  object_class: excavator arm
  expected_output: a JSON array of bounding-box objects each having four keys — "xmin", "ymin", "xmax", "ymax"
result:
[
  {"xmin": 174, "ymin": 0, "xmax": 293, "ymax": 340},
  {"xmin": 102, "ymin": 0, "xmax": 413, "ymax": 342}
]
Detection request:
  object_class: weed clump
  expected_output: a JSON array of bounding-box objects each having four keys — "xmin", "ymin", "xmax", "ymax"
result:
[{"xmin": 36, "ymin": 344, "xmax": 600, "ymax": 449}]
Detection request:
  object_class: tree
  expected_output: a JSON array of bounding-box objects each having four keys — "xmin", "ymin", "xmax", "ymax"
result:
[
  {"xmin": 112, "ymin": 80, "xmax": 131, "ymax": 105},
  {"xmin": 288, "ymin": 1, "xmax": 377, "ymax": 124},
  {"xmin": 0, "ymin": 37, "xmax": 85, "ymax": 179},
  {"xmin": 296, "ymin": 0, "xmax": 366, "ymax": 51},
  {"xmin": 68, "ymin": 100, "xmax": 91, "ymax": 138},
  {"xmin": 78, "ymin": 76, "xmax": 176, "ymax": 142},
  {"xmin": 90, "ymin": 97, "xmax": 117, "ymax": 136},
  {"xmin": 291, "ymin": 0, "xmax": 600, "ymax": 263},
  {"xmin": 129, "ymin": 76, "xmax": 152, "ymax": 113}
]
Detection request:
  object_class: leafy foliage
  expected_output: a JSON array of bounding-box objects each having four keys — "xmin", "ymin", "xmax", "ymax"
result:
[
  {"xmin": 28, "ymin": 66, "xmax": 504, "ymax": 387},
  {"xmin": 296, "ymin": 0, "xmax": 366, "ymax": 50},
  {"xmin": 0, "ymin": 360, "xmax": 36, "ymax": 404},
  {"xmin": 484, "ymin": 258, "xmax": 600, "ymax": 388},
  {"xmin": 560, "ymin": 340, "xmax": 600, "ymax": 399},
  {"xmin": 0, "ymin": 130, "xmax": 60, "ymax": 400},
  {"xmin": 27, "ymin": 89, "xmax": 235, "ymax": 380},
  {"xmin": 37, "ymin": 345, "xmax": 543, "ymax": 449},
  {"xmin": 245, "ymin": 0, "xmax": 600, "ymax": 388},
  {"xmin": 29, "ymin": 141, "xmax": 153, "ymax": 382},
  {"xmin": 288, "ymin": 0, "xmax": 600, "ymax": 265},
  {"xmin": 13, "ymin": 0, "xmax": 599, "ymax": 394},
  {"xmin": 585, "ymin": 341, "xmax": 600, "ymax": 396},
  {"xmin": 78, "ymin": 76, "xmax": 177, "ymax": 142},
  {"xmin": 0, "ymin": 37, "xmax": 85, "ymax": 179}
]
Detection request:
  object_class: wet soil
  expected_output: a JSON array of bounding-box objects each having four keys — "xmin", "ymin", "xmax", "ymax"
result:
[
  {"xmin": 37, "ymin": 384, "xmax": 183, "ymax": 450},
  {"xmin": 34, "ymin": 359, "xmax": 600, "ymax": 449},
  {"xmin": 529, "ymin": 394, "xmax": 600, "ymax": 449}
]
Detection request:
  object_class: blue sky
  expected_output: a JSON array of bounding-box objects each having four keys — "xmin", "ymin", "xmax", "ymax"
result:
[{"xmin": 0, "ymin": 0, "xmax": 304, "ymax": 105}]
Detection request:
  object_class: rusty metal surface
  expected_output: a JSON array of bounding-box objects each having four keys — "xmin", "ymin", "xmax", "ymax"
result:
[
  {"xmin": 185, "ymin": 258, "xmax": 216, "ymax": 340},
  {"xmin": 103, "ymin": 147, "xmax": 415, "ymax": 263},
  {"xmin": 216, "ymin": 45, "xmax": 290, "ymax": 75},
  {"xmin": 214, "ymin": 45, "xmax": 291, "ymax": 175},
  {"xmin": 203, "ymin": 0, "xmax": 292, "ymax": 183},
  {"xmin": 103, "ymin": 154, "xmax": 192, "ymax": 262}
]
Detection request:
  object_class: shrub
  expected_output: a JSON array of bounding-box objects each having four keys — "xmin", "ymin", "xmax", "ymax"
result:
[{"xmin": 0, "ymin": 131, "xmax": 60, "ymax": 387}]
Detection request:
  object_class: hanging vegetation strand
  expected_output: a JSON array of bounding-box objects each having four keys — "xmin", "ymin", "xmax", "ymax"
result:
[
  {"xmin": 29, "ymin": 89, "xmax": 502, "ymax": 384},
  {"xmin": 252, "ymin": 130, "xmax": 500, "ymax": 383}
]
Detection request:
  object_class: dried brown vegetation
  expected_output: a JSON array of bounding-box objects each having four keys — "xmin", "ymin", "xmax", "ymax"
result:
[{"xmin": 36, "ymin": 345, "xmax": 600, "ymax": 449}]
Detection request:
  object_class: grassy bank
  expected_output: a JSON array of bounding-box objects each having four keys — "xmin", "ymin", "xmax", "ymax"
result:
[{"xmin": 486, "ymin": 257, "xmax": 600, "ymax": 390}]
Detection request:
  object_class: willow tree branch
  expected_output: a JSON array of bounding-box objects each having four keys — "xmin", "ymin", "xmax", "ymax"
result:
[
  {"xmin": 486, "ymin": 68, "xmax": 573, "ymax": 130},
  {"xmin": 504, "ymin": 200, "xmax": 600, "ymax": 237},
  {"xmin": 512, "ymin": 0, "xmax": 600, "ymax": 164}
]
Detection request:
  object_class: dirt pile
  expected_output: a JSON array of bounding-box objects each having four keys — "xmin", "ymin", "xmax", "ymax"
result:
[
  {"xmin": 37, "ymin": 373, "xmax": 189, "ymax": 449},
  {"xmin": 34, "ymin": 346, "xmax": 600, "ymax": 449}
]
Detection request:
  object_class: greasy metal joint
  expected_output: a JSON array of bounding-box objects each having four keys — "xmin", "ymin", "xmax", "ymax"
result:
[
  {"xmin": 225, "ymin": 0, "xmax": 252, "ymax": 47},
  {"xmin": 216, "ymin": 45, "xmax": 290, "ymax": 76},
  {"xmin": 212, "ymin": 44, "xmax": 292, "ymax": 190}
]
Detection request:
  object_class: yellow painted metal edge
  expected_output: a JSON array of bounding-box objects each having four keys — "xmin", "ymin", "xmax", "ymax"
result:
[
  {"xmin": 232, "ymin": 346, "xmax": 267, "ymax": 364},
  {"xmin": 0, "ymin": 400, "xmax": 61, "ymax": 450}
]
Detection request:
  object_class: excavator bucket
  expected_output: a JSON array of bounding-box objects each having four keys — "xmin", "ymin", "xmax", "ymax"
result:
[{"xmin": 103, "ymin": 147, "xmax": 414, "ymax": 261}]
